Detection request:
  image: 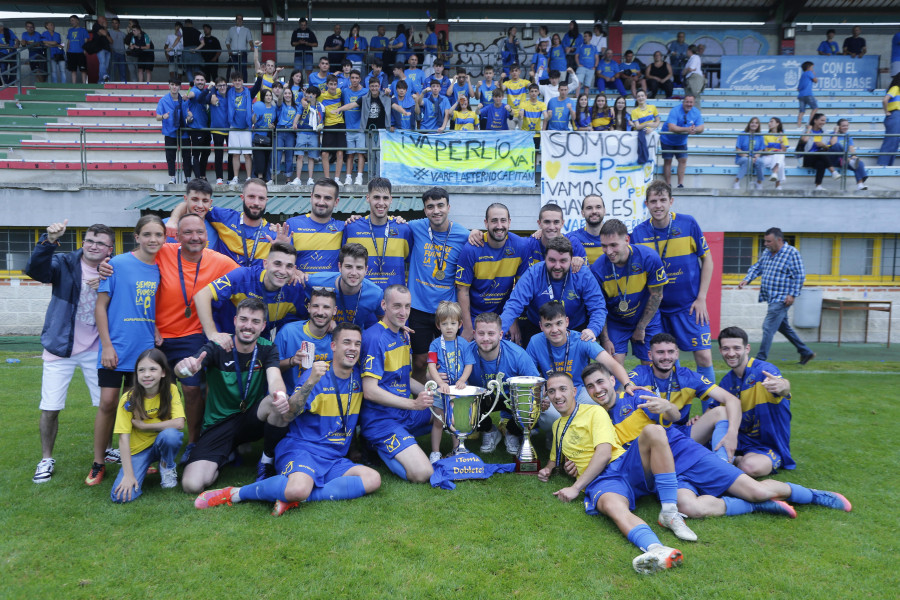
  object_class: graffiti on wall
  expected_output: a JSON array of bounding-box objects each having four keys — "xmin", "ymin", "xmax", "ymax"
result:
[{"xmin": 626, "ymin": 29, "xmax": 772, "ymax": 64}]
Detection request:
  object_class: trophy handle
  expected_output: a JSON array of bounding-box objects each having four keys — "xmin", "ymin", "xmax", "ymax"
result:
[
  {"xmin": 425, "ymin": 380, "xmax": 447, "ymax": 426},
  {"xmin": 478, "ymin": 375, "xmax": 504, "ymax": 426}
]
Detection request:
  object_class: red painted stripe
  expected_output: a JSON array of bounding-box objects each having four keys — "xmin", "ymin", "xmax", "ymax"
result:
[
  {"xmin": 21, "ymin": 141, "xmax": 164, "ymax": 149},
  {"xmin": 67, "ymin": 108, "xmax": 155, "ymax": 117},
  {"xmin": 46, "ymin": 126, "xmax": 161, "ymax": 132},
  {"xmin": 0, "ymin": 161, "xmax": 169, "ymax": 170},
  {"xmin": 84, "ymin": 95, "xmax": 159, "ymax": 103}
]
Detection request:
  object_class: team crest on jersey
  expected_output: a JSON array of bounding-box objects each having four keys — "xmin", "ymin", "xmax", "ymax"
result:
[
  {"xmin": 281, "ymin": 461, "xmax": 295, "ymax": 476},
  {"xmin": 617, "ymin": 405, "xmax": 633, "ymax": 419},
  {"xmin": 701, "ymin": 333, "xmax": 711, "ymax": 346},
  {"xmin": 566, "ymin": 290, "xmax": 578, "ymax": 300},
  {"xmin": 387, "ymin": 227, "xmax": 397, "ymax": 237},
  {"xmin": 385, "ymin": 434, "xmax": 400, "ymax": 453},
  {"xmin": 351, "ymin": 379, "xmax": 361, "ymax": 392},
  {"xmin": 326, "ymin": 224, "xmax": 338, "ymax": 233},
  {"xmin": 656, "ymin": 267, "xmax": 666, "ymax": 280},
  {"xmin": 456, "ymin": 265, "xmax": 465, "ymax": 278},
  {"xmin": 504, "ymin": 246, "xmax": 516, "ymax": 256},
  {"xmin": 631, "ymin": 264, "xmax": 642, "ymax": 273},
  {"xmin": 671, "ymin": 227, "xmax": 682, "ymax": 237},
  {"xmin": 212, "ymin": 275, "xmax": 232, "ymax": 291}
]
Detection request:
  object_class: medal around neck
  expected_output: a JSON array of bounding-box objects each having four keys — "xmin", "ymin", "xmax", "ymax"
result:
[
  {"xmin": 497, "ymin": 375, "xmax": 546, "ymax": 474},
  {"xmin": 425, "ymin": 376, "xmax": 502, "ymax": 455}
]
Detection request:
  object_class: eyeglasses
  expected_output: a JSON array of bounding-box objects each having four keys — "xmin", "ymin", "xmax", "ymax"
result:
[{"xmin": 83, "ymin": 239, "xmax": 113, "ymax": 249}]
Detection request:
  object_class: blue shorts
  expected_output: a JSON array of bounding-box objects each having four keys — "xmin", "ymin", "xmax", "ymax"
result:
[
  {"xmin": 677, "ymin": 451, "xmax": 744, "ymax": 497},
  {"xmin": 345, "ymin": 131, "xmax": 366, "ymax": 154},
  {"xmin": 737, "ymin": 432, "xmax": 782, "ymax": 472},
  {"xmin": 159, "ymin": 333, "xmax": 207, "ymax": 386},
  {"xmin": 660, "ymin": 311, "xmax": 712, "ymax": 352},
  {"xmin": 360, "ymin": 407, "xmax": 433, "ymax": 459},
  {"xmin": 798, "ymin": 96, "xmax": 818, "ymax": 113},
  {"xmin": 583, "ymin": 441, "xmax": 653, "ymax": 513},
  {"xmin": 661, "ymin": 143, "xmax": 688, "ymax": 161},
  {"xmin": 274, "ymin": 438, "xmax": 356, "ymax": 487},
  {"xmin": 295, "ymin": 131, "xmax": 320, "ymax": 159},
  {"xmin": 606, "ymin": 318, "xmax": 662, "ymax": 361},
  {"xmin": 665, "ymin": 426, "xmax": 708, "ymax": 474}
]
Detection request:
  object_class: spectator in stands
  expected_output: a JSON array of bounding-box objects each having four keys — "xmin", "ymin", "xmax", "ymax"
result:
[
  {"xmin": 447, "ymin": 66, "xmax": 473, "ymax": 103},
  {"xmin": 476, "ymin": 65, "xmax": 499, "ymax": 107},
  {"xmin": 405, "ymin": 54, "xmax": 426, "ymax": 90},
  {"xmin": 387, "ymin": 25, "xmax": 409, "ymax": 70},
  {"xmin": 574, "ymin": 93, "xmax": 592, "ymax": 130},
  {"xmin": 575, "ymin": 31, "xmax": 598, "ymax": 95},
  {"xmin": 165, "ymin": 22, "xmax": 184, "ymax": 79},
  {"xmin": 370, "ymin": 25, "xmax": 389, "ymax": 64},
  {"xmin": 338, "ymin": 70, "xmax": 367, "ymax": 185},
  {"xmin": 877, "ymin": 73, "xmax": 900, "ymax": 166},
  {"xmin": 207, "ymin": 78, "xmax": 230, "ymax": 184},
  {"xmin": 538, "ymin": 67, "xmax": 578, "ymax": 103},
  {"xmin": 181, "ymin": 19, "xmax": 202, "ymax": 82},
  {"xmin": 667, "ymin": 31, "xmax": 688, "ymax": 86},
  {"xmin": 123, "ymin": 19, "xmax": 139, "ymax": 79},
  {"xmin": 437, "ymin": 30, "xmax": 454, "ymax": 65},
  {"xmin": 225, "ymin": 15, "xmax": 253, "ymax": 81},
  {"xmin": 796, "ymin": 61, "xmax": 818, "ymax": 128},
  {"xmin": 502, "ymin": 64, "xmax": 529, "ymax": 111},
  {"xmin": 562, "ymin": 21, "xmax": 581, "ymax": 70},
  {"xmin": 157, "ymin": 78, "xmax": 191, "ymax": 184},
  {"xmin": 21, "ymin": 21, "xmax": 46, "ymax": 84},
  {"xmin": 760, "ymin": 117, "xmax": 788, "ymax": 189},
  {"xmin": 65, "ymin": 15, "xmax": 88, "ymax": 84},
  {"xmin": 445, "ymin": 94, "xmax": 478, "ymax": 130},
  {"xmin": 619, "ymin": 50, "xmax": 646, "ymax": 97},
  {"xmin": 365, "ymin": 58, "xmax": 388, "ymax": 91},
  {"xmin": 43, "ymin": 21, "xmax": 66, "ymax": 84},
  {"xmin": 538, "ymin": 25, "xmax": 551, "ymax": 48},
  {"xmin": 591, "ymin": 94, "xmax": 613, "ymax": 131},
  {"xmin": 335, "ymin": 58, "xmax": 352, "ymax": 89},
  {"xmin": 391, "ymin": 80, "xmax": 416, "ymax": 130},
  {"xmin": 645, "ymin": 51, "xmax": 673, "ymax": 99},
  {"xmin": 892, "ymin": 30, "xmax": 900, "ymax": 77},
  {"xmin": 843, "ymin": 26, "xmax": 866, "ymax": 58},
  {"xmin": 320, "ymin": 75, "xmax": 347, "ymax": 181},
  {"xmin": 185, "ymin": 73, "xmax": 212, "ymax": 182},
  {"xmin": 290, "ymin": 18, "xmax": 317, "ymax": 76},
  {"xmin": 660, "ymin": 94, "xmax": 704, "ymax": 188},
  {"xmin": 251, "ymin": 89, "xmax": 277, "ymax": 183},
  {"xmin": 480, "ymin": 87, "xmax": 515, "ymax": 130},
  {"xmin": 548, "ymin": 34, "xmax": 567, "ymax": 75},
  {"xmin": 390, "ymin": 62, "xmax": 419, "ymax": 99},
  {"xmin": 0, "ymin": 22, "xmax": 18, "ymax": 85},
  {"xmin": 800, "ymin": 113, "xmax": 840, "ymax": 190},
  {"xmin": 545, "ymin": 81, "xmax": 575, "ymax": 131},
  {"xmin": 108, "ymin": 18, "xmax": 126, "ymax": 83},
  {"xmin": 597, "ymin": 49, "xmax": 627, "ymax": 96},
  {"xmin": 530, "ymin": 39, "xmax": 549, "ymax": 84},
  {"xmin": 682, "ymin": 45, "xmax": 704, "ymax": 105},
  {"xmin": 309, "ymin": 57, "xmax": 330, "ymax": 91},
  {"xmin": 197, "ymin": 25, "xmax": 221, "ymax": 81},
  {"xmin": 501, "ymin": 27, "xmax": 523, "ymax": 78},
  {"xmin": 518, "ymin": 84, "xmax": 547, "ymax": 146},
  {"xmin": 829, "ymin": 119, "xmax": 868, "ymax": 190},
  {"xmin": 417, "ymin": 78, "xmax": 451, "ymax": 132},
  {"xmin": 630, "ymin": 90, "xmax": 659, "ymax": 132},
  {"xmin": 591, "ymin": 24, "xmax": 608, "ymax": 54},
  {"xmin": 274, "ymin": 88, "xmax": 299, "ymax": 184},
  {"xmin": 818, "ymin": 29, "xmax": 840, "ymax": 55},
  {"xmin": 293, "ymin": 86, "xmax": 323, "ymax": 185},
  {"xmin": 425, "ymin": 59, "xmax": 450, "ymax": 96},
  {"xmin": 227, "ymin": 72, "xmax": 254, "ymax": 183},
  {"xmin": 345, "ymin": 24, "xmax": 367, "ymax": 71},
  {"xmin": 287, "ymin": 68, "xmax": 304, "ymax": 97},
  {"xmin": 324, "ymin": 24, "xmax": 345, "ymax": 72},
  {"xmin": 611, "ymin": 96, "xmax": 630, "ymax": 131},
  {"xmin": 132, "ymin": 25, "xmax": 154, "ymax": 83},
  {"xmin": 423, "ymin": 22, "xmax": 438, "ymax": 73},
  {"xmin": 89, "ymin": 17, "xmax": 112, "ymax": 83},
  {"xmin": 734, "ymin": 117, "xmax": 765, "ymax": 190}
]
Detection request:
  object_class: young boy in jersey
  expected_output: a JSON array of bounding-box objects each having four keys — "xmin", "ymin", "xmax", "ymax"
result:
[
  {"xmin": 448, "ymin": 67, "xmax": 474, "ymax": 104},
  {"xmin": 502, "ymin": 64, "xmax": 529, "ymax": 111},
  {"xmin": 544, "ymin": 81, "xmax": 575, "ymax": 131},
  {"xmin": 292, "ymin": 86, "xmax": 324, "ymax": 186},
  {"xmin": 391, "ymin": 81, "xmax": 416, "ymax": 131},
  {"xmin": 424, "ymin": 59, "xmax": 450, "ymax": 96},
  {"xmin": 308, "ymin": 57, "xmax": 330, "ymax": 91},
  {"xmin": 480, "ymin": 88, "xmax": 514, "ymax": 131},
  {"xmin": 319, "ymin": 74, "xmax": 345, "ymax": 182},
  {"xmin": 518, "ymin": 83, "xmax": 548, "ymax": 148},
  {"xmin": 427, "ymin": 301, "xmax": 476, "ymax": 463},
  {"xmin": 476, "ymin": 65, "xmax": 498, "ymax": 107}
]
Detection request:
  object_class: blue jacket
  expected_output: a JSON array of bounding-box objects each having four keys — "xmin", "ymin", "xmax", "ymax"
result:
[{"xmin": 25, "ymin": 235, "xmax": 87, "ymax": 357}]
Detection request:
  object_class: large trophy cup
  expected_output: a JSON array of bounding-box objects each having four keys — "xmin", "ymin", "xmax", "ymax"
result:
[
  {"xmin": 498, "ymin": 375, "xmax": 546, "ymax": 474},
  {"xmin": 426, "ymin": 376, "xmax": 502, "ymax": 455}
]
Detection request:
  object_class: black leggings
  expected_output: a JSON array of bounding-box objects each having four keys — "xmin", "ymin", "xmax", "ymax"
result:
[
  {"xmin": 252, "ymin": 136, "xmax": 272, "ymax": 180},
  {"xmin": 809, "ymin": 155, "xmax": 831, "ymax": 184},
  {"xmin": 647, "ymin": 78, "xmax": 674, "ymax": 99},
  {"xmin": 212, "ymin": 132, "xmax": 231, "ymax": 180},
  {"xmin": 164, "ymin": 135, "xmax": 192, "ymax": 178},
  {"xmin": 188, "ymin": 130, "xmax": 211, "ymax": 179}
]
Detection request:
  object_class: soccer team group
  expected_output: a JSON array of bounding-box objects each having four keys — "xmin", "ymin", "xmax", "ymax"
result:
[{"xmin": 28, "ymin": 175, "xmax": 852, "ymax": 575}]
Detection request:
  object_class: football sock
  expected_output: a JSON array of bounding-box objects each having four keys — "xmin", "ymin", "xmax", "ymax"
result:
[
  {"xmin": 723, "ymin": 496, "xmax": 755, "ymax": 516},
  {"xmin": 263, "ymin": 423, "xmax": 289, "ymax": 457},
  {"xmin": 627, "ymin": 524, "xmax": 662, "ymax": 552},
  {"xmin": 307, "ymin": 476, "xmax": 366, "ymax": 502},
  {"xmin": 696, "ymin": 365, "xmax": 715, "ymax": 383},
  {"xmin": 787, "ymin": 482, "xmax": 814, "ymax": 504},
  {"xmin": 655, "ymin": 472, "xmax": 678, "ymax": 507},
  {"xmin": 258, "ymin": 452, "xmax": 274, "ymax": 465},
  {"xmin": 712, "ymin": 420, "xmax": 730, "ymax": 461},
  {"xmin": 236, "ymin": 474, "xmax": 289, "ymax": 503},
  {"xmin": 377, "ymin": 449, "xmax": 409, "ymax": 480}
]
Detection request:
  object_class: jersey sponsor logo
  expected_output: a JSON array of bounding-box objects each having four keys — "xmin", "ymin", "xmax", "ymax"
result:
[
  {"xmin": 364, "ymin": 355, "xmax": 375, "ymax": 371},
  {"xmin": 566, "ymin": 290, "xmax": 578, "ymax": 301},
  {"xmin": 225, "ymin": 361, "xmax": 235, "ymax": 367},
  {"xmin": 456, "ymin": 265, "xmax": 465, "ymax": 279},
  {"xmin": 701, "ymin": 333, "xmax": 711, "ymax": 346},
  {"xmin": 385, "ymin": 434, "xmax": 400, "ymax": 453},
  {"xmin": 656, "ymin": 267, "xmax": 666, "ymax": 281},
  {"xmin": 212, "ymin": 275, "xmax": 232, "ymax": 291},
  {"xmin": 281, "ymin": 460, "xmax": 295, "ymax": 475}
]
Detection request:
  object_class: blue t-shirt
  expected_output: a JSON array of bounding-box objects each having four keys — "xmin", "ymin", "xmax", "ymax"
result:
[
  {"xmin": 336, "ymin": 73, "xmax": 351, "ymax": 91},
  {"xmin": 631, "ymin": 213, "xmax": 709, "ymax": 314},
  {"xmin": 817, "ymin": 40, "xmax": 840, "ymax": 55},
  {"xmin": 274, "ymin": 320, "xmax": 333, "ymax": 393},
  {"xmin": 408, "ymin": 219, "xmax": 470, "ymax": 313},
  {"xmin": 428, "ymin": 336, "xmax": 476, "ymax": 383},
  {"xmin": 531, "ymin": 53, "xmax": 548, "ymax": 78},
  {"xmin": 97, "ymin": 253, "xmax": 159, "ymax": 372},
  {"xmin": 252, "ymin": 101, "xmax": 277, "ymax": 131},
  {"xmin": 42, "ymin": 31, "xmax": 64, "ymax": 59},
  {"xmin": 308, "ymin": 71, "xmax": 329, "ymax": 92},
  {"xmin": 370, "ymin": 35, "xmax": 389, "ymax": 59},
  {"xmin": 526, "ymin": 331, "xmax": 603, "ymax": 390},
  {"xmin": 454, "ymin": 233, "xmax": 528, "ymax": 317},
  {"xmin": 420, "ymin": 93, "xmax": 451, "ymax": 130},
  {"xmin": 576, "ymin": 44, "xmax": 597, "ymax": 69},
  {"xmin": 660, "ymin": 105, "xmax": 704, "ymax": 146},
  {"xmin": 797, "ymin": 70, "xmax": 815, "ymax": 98},
  {"xmin": 480, "ymin": 103, "xmax": 512, "ymax": 130},
  {"xmin": 546, "ymin": 97, "xmax": 575, "ymax": 131},
  {"xmin": 287, "ymin": 365, "xmax": 363, "ymax": 459},
  {"xmin": 344, "ymin": 36, "xmax": 367, "ymax": 63},
  {"xmin": 304, "ymin": 272, "xmax": 384, "ymax": 328},
  {"xmin": 735, "ymin": 133, "xmax": 765, "ymax": 154},
  {"xmin": 405, "ymin": 67, "xmax": 425, "ymax": 90},
  {"xmin": 548, "ymin": 45, "xmax": 567, "ymax": 72},
  {"xmin": 342, "ymin": 217, "xmax": 412, "ymax": 289},
  {"xmin": 66, "ymin": 27, "xmax": 88, "ymax": 53},
  {"xmin": 226, "ymin": 87, "xmax": 253, "ymax": 130},
  {"xmin": 467, "ymin": 339, "xmax": 540, "ymax": 389},
  {"xmin": 364, "ymin": 70, "xmax": 389, "ymax": 92},
  {"xmin": 597, "ymin": 59, "xmax": 620, "ymax": 79},
  {"xmin": 277, "ymin": 103, "xmax": 299, "ymax": 128},
  {"xmin": 186, "ymin": 86, "xmax": 211, "ymax": 130},
  {"xmin": 893, "ymin": 32, "xmax": 900, "ymax": 63},
  {"xmin": 424, "ymin": 32, "xmax": 438, "ymax": 52},
  {"xmin": 477, "ymin": 81, "xmax": 499, "ymax": 105},
  {"xmin": 341, "ymin": 86, "xmax": 366, "ymax": 129},
  {"xmin": 206, "ymin": 264, "xmax": 307, "ymax": 337},
  {"xmin": 391, "ymin": 94, "xmax": 416, "ymax": 130},
  {"xmin": 207, "ymin": 207, "xmax": 277, "ymax": 268},
  {"xmin": 21, "ymin": 31, "xmax": 43, "ymax": 59},
  {"xmin": 393, "ymin": 33, "xmax": 408, "ymax": 63},
  {"xmin": 156, "ymin": 94, "xmax": 188, "ymax": 138},
  {"xmin": 590, "ymin": 243, "xmax": 668, "ymax": 327},
  {"xmin": 389, "ymin": 77, "xmax": 422, "ymax": 100},
  {"xmin": 284, "ymin": 214, "xmax": 345, "ymax": 274},
  {"xmin": 425, "ymin": 74, "xmax": 451, "ymax": 97},
  {"xmin": 449, "ymin": 82, "xmax": 470, "ymax": 104}
]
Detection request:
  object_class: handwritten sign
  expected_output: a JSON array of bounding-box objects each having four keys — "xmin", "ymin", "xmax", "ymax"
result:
[
  {"xmin": 722, "ymin": 55, "xmax": 878, "ymax": 92},
  {"xmin": 380, "ymin": 130, "xmax": 535, "ymax": 187},
  {"xmin": 540, "ymin": 131, "xmax": 656, "ymax": 234}
]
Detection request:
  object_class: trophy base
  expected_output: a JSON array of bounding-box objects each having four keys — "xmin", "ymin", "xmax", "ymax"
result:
[{"xmin": 514, "ymin": 457, "xmax": 541, "ymax": 474}]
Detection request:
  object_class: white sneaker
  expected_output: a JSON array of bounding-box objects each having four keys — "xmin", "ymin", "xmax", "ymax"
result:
[
  {"xmin": 354, "ymin": 173, "xmax": 363, "ymax": 185},
  {"xmin": 753, "ymin": 182, "xmax": 763, "ymax": 190},
  {"xmin": 504, "ymin": 432, "xmax": 522, "ymax": 456},
  {"xmin": 479, "ymin": 427, "xmax": 502, "ymax": 453},
  {"xmin": 291, "ymin": 177, "xmax": 302, "ymax": 185},
  {"xmin": 33, "ymin": 458, "xmax": 55, "ymax": 483},
  {"xmin": 266, "ymin": 179, "xmax": 275, "ymax": 186},
  {"xmin": 732, "ymin": 181, "xmax": 740, "ymax": 189},
  {"xmin": 770, "ymin": 173, "xmax": 778, "ymax": 182},
  {"xmin": 306, "ymin": 178, "xmax": 315, "ymax": 185},
  {"xmin": 104, "ymin": 447, "xmax": 121, "ymax": 464},
  {"xmin": 815, "ymin": 185, "xmax": 826, "ymax": 191},
  {"xmin": 344, "ymin": 174, "xmax": 353, "ymax": 186},
  {"xmin": 429, "ymin": 451, "xmax": 442, "ymax": 464},
  {"xmin": 167, "ymin": 176, "xmax": 176, "ymax": 184},
  {"xmin": 336, "ymin": 177, "xmax": 343, "ymax": 186},
  {"xmin": 632, "ymin": 544, "xmax": 683, "ymax": 575},
  {"xmin": 831, "ymin": 171, "xmax": 841, "ymax": 179},
  {"xmin": 857, "ymin": 182, "xmax": 867, "ymax": 190},
  {"xmin": 658, "ymin": 510, "xmax": 698, "ymax": 542},
  {"xmin": 215, "ymin": 178, "xmax": 224, "ymax": 185},
  {"xmin": 160, "ymin": 465, "xmax": 178, "ymax": 489},
  {"xmin": 229, "ymin": 177, "xmax": 239, "ymax": 185}
]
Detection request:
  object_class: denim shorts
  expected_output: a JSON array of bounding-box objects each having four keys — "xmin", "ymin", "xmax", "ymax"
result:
[
  {"xmin": 798, "ymin": 95, "xmax": 818, "ymax": 113},
  {"xmin": 295, "ymin": 131, "xmax": 321, "ymax": 159}
]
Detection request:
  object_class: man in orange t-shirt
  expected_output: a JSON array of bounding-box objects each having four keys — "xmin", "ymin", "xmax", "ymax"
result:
[{"xmin": 156, "ymin": 213, "xmax": 238, "ymax": 454}]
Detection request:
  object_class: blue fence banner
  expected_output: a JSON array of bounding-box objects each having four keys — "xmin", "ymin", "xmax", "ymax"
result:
[
  {"xmin": 722, "ymin": 55, "xmax": 879, "ymax": 91},
  {"xmin": 380, "ymin": 130, "xmax": 535, "ymax": 187}
]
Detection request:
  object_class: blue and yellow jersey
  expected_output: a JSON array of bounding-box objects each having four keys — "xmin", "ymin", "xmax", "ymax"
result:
[
  {"xmin": 716, "ymin": 358, "xmax": 794, "ymax": 469},
  {"xmin": 304, "ymin": 272, "xmax": 384, "ymax": 328},
  {"xmin": 453, "ymin": 109, "xmax": 478, "ymax": 130},
  {"xmin": 455, "ymin": 232, "xmax": 528, "ymax": 317},
  {"xmin": 284, "ymin": 214, "xmax": 344, "ymax": 273},
  {"xmin": 886, "ymin": 85, "xmax": 900, "ymax": 113},
  {"xmin": 466, "ymin": 339, "xmax": 539, "ymax": 388},
  {"xmin": 320, "ymin": 89, "xmax": 344, "ymax": 126},
  {"xmin": 274, "ymin": 320, "xmax": 333, "ymax": 392},
  {"xmin": 207, "ymin": 207, "xmax": 277, "ymax": 268},
  {"xmin": 502, "ymin": 78, "xmax": 529, "ymax": 109},
  {"xmin": 763, "ymin": 133, "xmax": 789, "ymax": 152},
  {"xmin": 408, "ymin": 219, "xmax": 470, "ymax": 313},
  {"xmin": 526, "ymin": 331, "xmax": 603, "ymax": 388},
  {"xmin": 342, "ymin": 217, "xmax": 411, "ymax": 289},
  {"xmin": 520, "ymin": 235, "xmax": 587, "ymax": 268},
  {"xmin": 630, "ymin": 103, "xmax": 658, "ymax": 127},
  {"xmin": 287, "ymin": 365, "xmax": 363, "ymax": 458},
  {"xmin": 567, "ymin": 228, "xmax": 603, "ymax": 265},
  {"xmin": 607, "ymin": 390, "xmax": 659, "ymax": 447},
  {"xmin": 631, "ymin": 212, "xmax": 708, "ymax": 314},
  {"xmin": 589, "ymin": 243, "xmax": 668, "ymax": 326},
  {"xmin": 362, "ymin": 321, "xmax": 412, "ymax": 416},
  {"xmin": 808, "ymin": 127, "xmax": 826, "ymax": 151},
  {"xmin": 518, "ymin": 99, "xmax": 547, "ymax": 135},
  {"xmin": 206, "ymin": 264, "xmax": 307, "ymax": 337},
  {"xmin": 591, "ymin": 107, "xmax": 613, "ymax": 131},
  {"xmin": 627, "ymin": 364, "xmax": 717, "ymax": 426},
  {"xmin": 549, "ymin": 403, "xmax": 624, "ymax": 475}
]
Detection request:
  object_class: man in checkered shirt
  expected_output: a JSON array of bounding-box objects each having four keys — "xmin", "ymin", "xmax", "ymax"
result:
[{"xmin": 738, "ymin": 227, "xmax": 815, "ymax": 365}]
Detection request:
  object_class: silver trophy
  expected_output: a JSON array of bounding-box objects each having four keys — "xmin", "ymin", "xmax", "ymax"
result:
[
  {"xmin": 426, "ymin": 376, "xmax": 502, "ymax": 455},
  {"xmin": 497, "ymin": 375, "xmax": 546, "ymax": 473}
]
